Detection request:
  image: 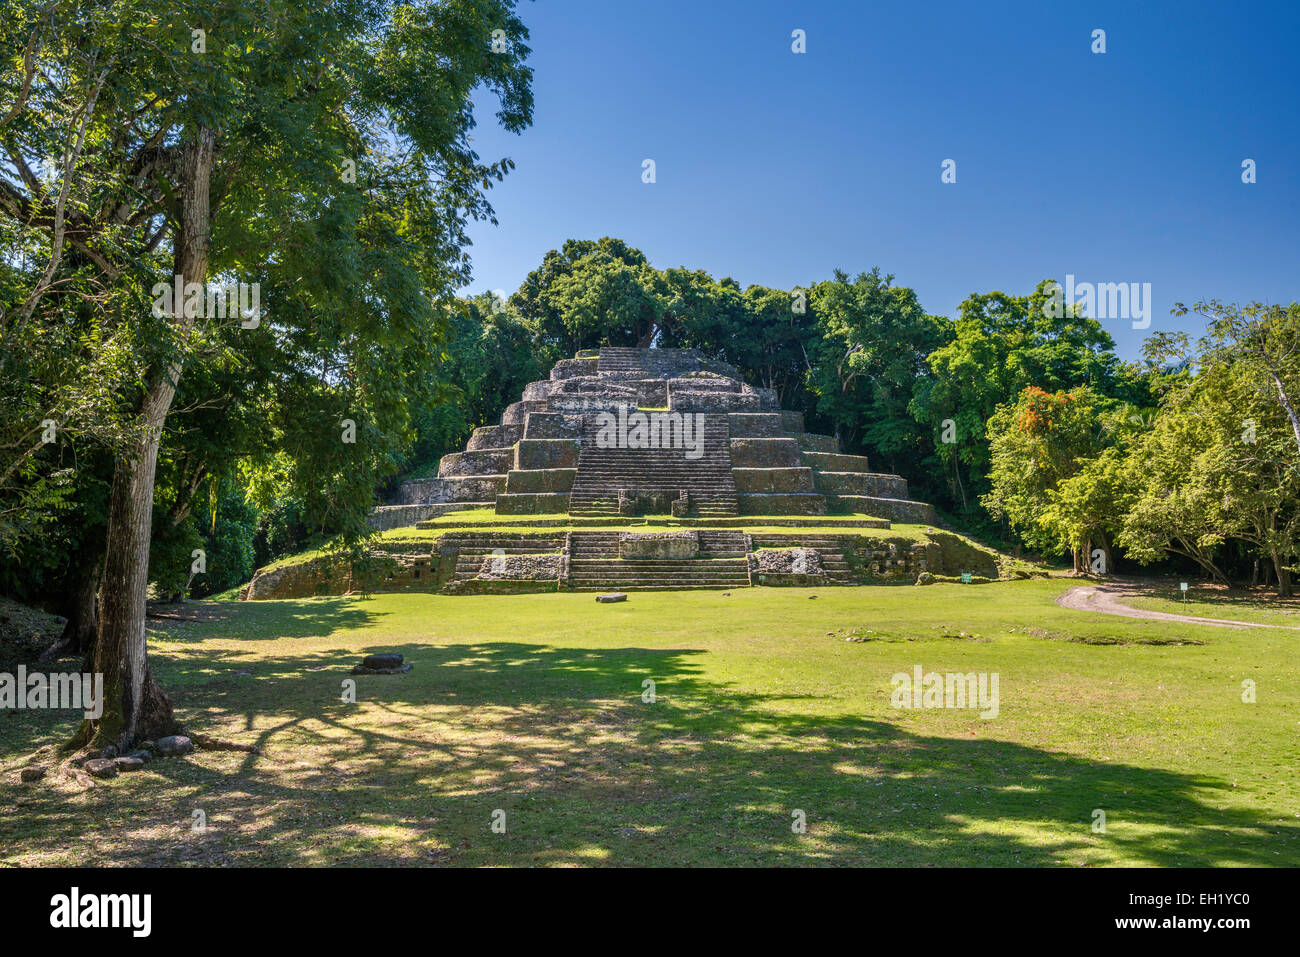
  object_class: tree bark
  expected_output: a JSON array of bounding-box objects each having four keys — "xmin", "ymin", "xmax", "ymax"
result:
[
  {"xmin": 40, "ymin": 551, "xmax": 102, "ymax": 666},
  {"xmin": 68, "ymin": 127, "xmax": 215, "ymax": 753},
  {"xmin": 76, "ymin": 384, "xmax": 181, "ymax": 750},
  {"xmin": 1271, "ymin": 548, "xmax": 1293, "ymax": 598}
]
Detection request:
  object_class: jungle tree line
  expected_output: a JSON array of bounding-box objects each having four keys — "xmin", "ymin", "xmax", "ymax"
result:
[{"xmin": 428, "ymin": 238, "xmax": 1297, "ymax": 593}]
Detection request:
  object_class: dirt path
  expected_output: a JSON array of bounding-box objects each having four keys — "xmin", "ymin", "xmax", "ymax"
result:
[{"xmin": 1056, "ymin": 584, "xmax": 1297, "ymax": 630}]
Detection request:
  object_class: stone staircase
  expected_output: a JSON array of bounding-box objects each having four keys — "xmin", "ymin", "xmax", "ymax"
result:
[
  {"xmin": 595, "ymin": 346, "xmax": 739, "ymax": 379},
  {"xmin": 565, "ymin": 530, "xmax": 751, "ymax": 590},
  {"xmin": 440, "ymin": 533, "xmax": 566, "ymax": 589},
  {"xmin": 749, "ymin": 533, "xmax": 862, "ymax": 585},
  {"xmin": 568, "ymin": 414, "xmax": 739, "ymax": 517}
]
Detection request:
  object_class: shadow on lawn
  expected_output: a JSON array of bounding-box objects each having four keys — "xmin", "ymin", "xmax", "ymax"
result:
[
  {"xmin": 5, "ymin": 639, "xmax": 1296, "ymax": 867},
  {"xmin": 147, "ymin": 598, "xmax": 382, "ymax": 643}
]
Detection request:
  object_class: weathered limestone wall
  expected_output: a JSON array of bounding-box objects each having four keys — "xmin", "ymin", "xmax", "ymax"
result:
[
  {"xmin": 438, "ymin": 448, "xmax": 513, "ymax": 476},
  {"xmin": 368, "ymin": 504, "xmax": 443, "ymax": 531},
  {"xmin": 515, "ymin": 438, "xmax": 580, "ymax": 470},
  {"xmin": 729, "ymin": 438, "xmax": 802, "ymax": 468},
  {"xmin": 391, "ymin": 475, "xmax": 505, "ymax": 505},
  {"xmin": 466, "ymin": 424, "xmax": 523, "ymax": 450},
  {"xmin": 619, "ymin": 531, "xmax": 699, "ymax": 559}
]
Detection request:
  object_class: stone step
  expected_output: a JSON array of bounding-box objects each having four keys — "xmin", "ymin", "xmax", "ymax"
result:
[
  {"xmin": 730, "ymin": 437, "xmax": 802, "ymax": 468},
  {"xmin": 732, "ymin": 467, "xmax": 816, "ymax": 494},
  {"xmin": 567, "ymin": 584, "xmax": 744, "ymax": 591},
  {"xmin": 801, "ymin": 451, "xmax": 872, "ymax": 472},
  {"xmin": 392, "ymin": 474, "xmax": 506, "ymax": 505},
  {"xmin": 502, "ymin": 400, "xmax": 550, "ymax": 425},
  {"xmin": 799, "ymin": 433, "xmax": 839, "ymax": 453},
  {"xmin": 735, "ymin": 493, "xmax": 828, "ymax": 516},
  {"xmin": 466, "ymin": 423, "xmax": 523, "ymax": 451},
  {"xmin": 438, "ymin": 448, "xmax": 514, "ymax": 477},
  {"xmin": 727, "ymin": 413, "xmax": 787, "ymax": 438},
  {"xmin": 569, "ymin": 569, "xmax": 749, "ymax": 578},
  {"xmin": 570, "ymin": 560, "xmax": 748, "ymax": 568},
  {"xmin": 823, "ymin": 495, "xmax": 937, "ymax": 524},
  {"xmin": 813, "ymin": 471, "xmax": 910, "ymax": 498}
]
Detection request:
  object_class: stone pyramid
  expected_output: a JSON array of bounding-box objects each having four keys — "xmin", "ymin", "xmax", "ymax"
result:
[{"xmin": 387, "ymin": 346, "xmax": 936, "ymax": 524}]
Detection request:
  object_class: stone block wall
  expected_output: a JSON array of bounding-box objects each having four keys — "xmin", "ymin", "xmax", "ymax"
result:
[
  {"xmin": 729, "ymin": 437, "xmax": 802, "ymax": 468},
  {"xmin": 619, "ymin": 530, "xmax": 699, "ymax": 559},
  {"xmin": 515, "ymin": 438, "xmax": 580, "ymax": 470},
  {"xmin": 504, "ymin": 468, "xmax": 577, "ymax": 493},
  {"xmin": 732, "ymin": 467, "xmax": 816, "ymax": 494},
  {"xmin": 438, "ymin": 448, "xmax": 512, "ymax": 477}
]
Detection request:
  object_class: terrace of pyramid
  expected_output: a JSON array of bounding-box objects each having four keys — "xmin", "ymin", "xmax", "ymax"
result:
[
  {"xmin": 382, "ymin": 346, "xmax": 937, "ymax": 525},
  {"xmin": 242, "ymin": 348, "xmax": 1006, "ymax": 598},
  {"xmin": 229, "ymin": 347, "xmax": 1015, "ymax": 597}
]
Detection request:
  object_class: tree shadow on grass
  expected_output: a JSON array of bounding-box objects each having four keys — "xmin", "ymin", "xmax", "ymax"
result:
[
  {"xmin": 146, "ymin": 598, "xmax": 382, "ymax": 644},
  {"xmin": 4, "ymin": 640, "xmax": 1297, "ymax": 867}
]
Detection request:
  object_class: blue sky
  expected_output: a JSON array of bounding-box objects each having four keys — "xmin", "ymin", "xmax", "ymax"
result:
[{"xmin": 462, "ymin": 0, "xmax": 1299, "ymax": 358}]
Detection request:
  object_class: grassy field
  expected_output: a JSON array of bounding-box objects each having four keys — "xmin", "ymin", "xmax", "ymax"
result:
[
  {"xmin": 1126, "ymin": 589, "xmax": 1300, "ymax": 628},
  {"xmin": 3, "ymin": 579, "xmax": 1297, "ymax": 867}
]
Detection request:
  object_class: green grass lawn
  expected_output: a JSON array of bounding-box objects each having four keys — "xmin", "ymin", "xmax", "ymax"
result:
[
  {"xmin": 1126, "ymin": 589, "xmax": 1300, "ymax": 628},
  {"xmin": 3, "ymin": 579, "xmax": 1297, "ymax": 867}
]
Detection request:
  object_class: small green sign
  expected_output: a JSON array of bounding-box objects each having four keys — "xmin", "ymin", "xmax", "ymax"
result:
[{"xmin": 961, "ymin": 572, "xmax": 972, "ymax": 584}]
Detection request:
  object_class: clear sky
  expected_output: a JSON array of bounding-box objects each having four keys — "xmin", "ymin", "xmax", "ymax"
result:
[{"xmin": 462, "ymin": 0, "xmax": 1299, "ymax": 358}]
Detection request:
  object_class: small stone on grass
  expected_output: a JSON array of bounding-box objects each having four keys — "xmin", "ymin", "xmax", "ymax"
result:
[
  {"xmin": 155, "ymin": 735, "xmax": 194, "ymax": 757},
  {"xmin": 352, "ymin": 652, "xmax": 412, "ymax": 675},
  {"xmin": 83, "ymin": 758, "xmax": 118, "ymax": 779}
]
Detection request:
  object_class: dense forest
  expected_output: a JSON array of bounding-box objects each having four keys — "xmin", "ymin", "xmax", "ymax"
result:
[
  {"xmin": 7, "ymin": 234, "xmax": 1300, "ymax": 626},
  {"xmin": 403, "ymin": 237, "xmax": 1300, "ymax": 591}
]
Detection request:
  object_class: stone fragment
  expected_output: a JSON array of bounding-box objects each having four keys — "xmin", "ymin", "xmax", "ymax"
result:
[
  {"xmin": 83, "ymin": 758, "xmax": 118, "ymax": 778},
  {"xmin": 155, "ymin": 735, "xmax": 194, "ymax": 757},
  {"xmin": 113, "ymin": 756, "xmax": 145, "ymax": 771},
  {"xmin": 20, "ymin": 765, "xmax": 47, "ymax": 782},
  {"xmin": 351, "ymin": 662, "xmax": 412, "ymax": 675},
  {"xmin": 352, "ymin": 652, "xmax": 413, "ymax": 675},
  {"xmin": 596, "ymin": 593, "xmax": 628, "ymax": 603}
]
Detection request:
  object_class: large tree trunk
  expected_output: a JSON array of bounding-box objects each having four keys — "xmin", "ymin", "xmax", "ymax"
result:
[
  {"xmin": 1271, "ymin": 549, "xmax": 1293, "ymax": 598},
  {"xmin": 39, "ymin": 551, "xmax": 102, "ymax": 666},
  {"xmin": 76, "ymin": 385, "xmax": 182, "ymax": 750},
  {"xmin": 66, "ymin": 127, "xmax": 215, "ymax": 753}
]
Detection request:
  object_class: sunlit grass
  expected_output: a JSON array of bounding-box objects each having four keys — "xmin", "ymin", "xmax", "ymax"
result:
[{"xmin": 3, "ymin": 580, "xmax": 1296, "ymax": 866}]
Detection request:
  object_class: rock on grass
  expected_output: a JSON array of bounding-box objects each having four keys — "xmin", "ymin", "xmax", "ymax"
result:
[
  {"xmin": 83, "ymin": 758, "xmax": 118, "ymax": 779},
  {"xmin": 155, "ymin": 735, "xmax": 194, "ymax": 757}
]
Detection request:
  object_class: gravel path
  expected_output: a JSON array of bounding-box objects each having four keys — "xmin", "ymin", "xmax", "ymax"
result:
[{"xmin": 1055, "ymin": 584, "xmax": 1296, "ymax": 630}]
